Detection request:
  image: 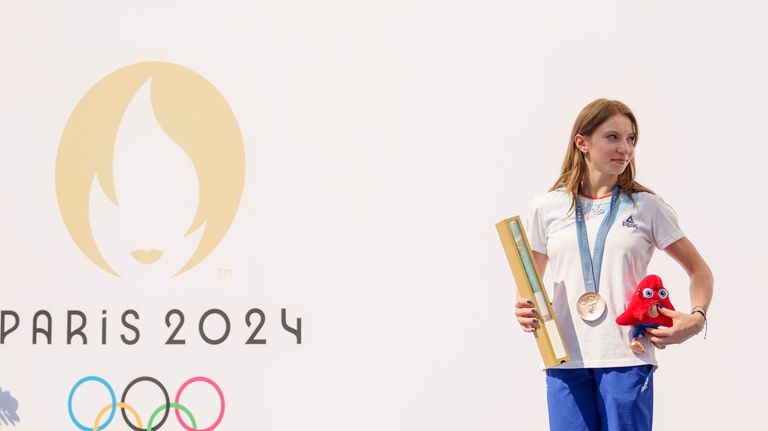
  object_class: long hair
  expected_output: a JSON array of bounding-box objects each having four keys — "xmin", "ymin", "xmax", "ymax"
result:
[{"xmin": 550, "ymin": 98, "xmax": 653, "ymax": 213}]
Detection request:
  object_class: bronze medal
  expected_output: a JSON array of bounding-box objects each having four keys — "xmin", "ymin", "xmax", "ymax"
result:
[{"xmin": 577, "ymin": 292, "xmax": 606, "ymax": 321}]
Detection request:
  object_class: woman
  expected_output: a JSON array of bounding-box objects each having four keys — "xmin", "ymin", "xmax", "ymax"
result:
[{"xmin": 516, "ymin": 99, "xmax": 713, "ymax": 430}]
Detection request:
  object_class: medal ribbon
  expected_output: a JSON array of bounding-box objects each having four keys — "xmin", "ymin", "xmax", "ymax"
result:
[{"xmin": 575, "ymin": 186, "xmax": 621, "ymax": 293}]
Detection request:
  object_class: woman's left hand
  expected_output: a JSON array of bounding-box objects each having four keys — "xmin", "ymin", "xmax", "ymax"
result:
[{"xmin": 644, "ymin": 307, "xmax": 705, "ymax": 349}]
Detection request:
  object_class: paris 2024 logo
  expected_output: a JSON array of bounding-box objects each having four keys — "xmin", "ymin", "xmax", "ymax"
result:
[{"xmin": 56, "ymin": 62, "xmax": 245, "ymax": 277}]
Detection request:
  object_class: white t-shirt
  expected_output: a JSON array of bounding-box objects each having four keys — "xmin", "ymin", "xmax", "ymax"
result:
[{"xmin": 528, "ymin": 189, "xmax": 684, "ymax": 369}]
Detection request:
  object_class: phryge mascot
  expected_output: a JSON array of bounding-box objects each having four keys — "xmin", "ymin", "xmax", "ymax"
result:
[{"xmin": 616, "ymin": 274, "xmax": 675, "ymax": 353}]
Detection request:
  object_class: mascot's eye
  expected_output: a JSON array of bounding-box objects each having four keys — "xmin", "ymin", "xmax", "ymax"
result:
[
  {"xmin": 658, "ymin": 289, "xmax": 668, "ymax": 299},
  {"xmin": 642, "ymin": 288, "xmax": 654, "ymax": 298}
]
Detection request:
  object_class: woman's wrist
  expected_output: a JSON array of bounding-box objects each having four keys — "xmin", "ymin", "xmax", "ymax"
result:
[{"xmin": 690, "ymin": 306, "xmax": 708, "ymax": 337}]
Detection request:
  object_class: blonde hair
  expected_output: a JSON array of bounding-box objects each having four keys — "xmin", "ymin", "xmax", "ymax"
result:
[{"xmin": 550, "ymin": 98, "xmax": 653, "ymax": 213}]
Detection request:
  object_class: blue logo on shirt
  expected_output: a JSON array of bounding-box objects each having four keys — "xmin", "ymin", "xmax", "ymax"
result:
[{"xmin": 622, "ymin": 216, "xmax": 638, "ymax": 229}]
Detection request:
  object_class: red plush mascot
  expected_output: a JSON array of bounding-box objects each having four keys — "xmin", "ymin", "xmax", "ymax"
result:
[{"xmin": 616, "ymin": 274, "xmax": 675, "ymax": 353}]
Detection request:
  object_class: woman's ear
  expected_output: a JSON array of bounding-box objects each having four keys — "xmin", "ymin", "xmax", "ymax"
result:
[{"xmin": 574, "ymin": 134, "xmax": 589, "ymax": 153}]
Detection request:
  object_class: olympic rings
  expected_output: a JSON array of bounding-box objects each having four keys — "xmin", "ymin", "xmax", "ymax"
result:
[{"xmin": 68, "ymin": 376, "xmax": 225, "ymax": 430}]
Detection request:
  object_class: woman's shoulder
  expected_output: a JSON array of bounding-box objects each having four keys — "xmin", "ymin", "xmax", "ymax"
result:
[
  {"xmin": 632, "ymin": 191, "xmax": 675, "ymax": 211},
  {"xmin": 531, "ymin": 188, "xmax": 571, "ymax": 211}
]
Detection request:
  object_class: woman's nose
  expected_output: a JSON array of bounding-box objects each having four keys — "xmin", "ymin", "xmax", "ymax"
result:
[{"xmin": 618, "ymin": 139, "xmax": 632, "ymax": 153}]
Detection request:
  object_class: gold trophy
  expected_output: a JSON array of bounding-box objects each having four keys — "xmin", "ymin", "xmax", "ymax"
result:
[{"xmin": 496, "ymin": 216, "xmax": 569, "ymax": 368}]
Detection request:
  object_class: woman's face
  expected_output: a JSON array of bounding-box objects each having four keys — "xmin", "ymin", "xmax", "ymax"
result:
[{"xmin": 577, "ymin": 113, "xmax": 636, "ymax": 177}]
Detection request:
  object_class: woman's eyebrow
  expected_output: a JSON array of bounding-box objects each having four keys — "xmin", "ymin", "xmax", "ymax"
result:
[{"xmin": 603, "ymin": 129, "xmax": 635, "ymax": 136}]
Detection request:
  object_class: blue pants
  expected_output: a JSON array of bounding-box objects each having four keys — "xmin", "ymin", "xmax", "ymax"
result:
[{"xmin": 546, "ymin": 365, "xmax": 655, "ymax": 431}]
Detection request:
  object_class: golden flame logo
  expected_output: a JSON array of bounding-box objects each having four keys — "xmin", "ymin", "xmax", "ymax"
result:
[{"xmin": 56, "ymin": 62, "xmax": 245, "ymax": 276}]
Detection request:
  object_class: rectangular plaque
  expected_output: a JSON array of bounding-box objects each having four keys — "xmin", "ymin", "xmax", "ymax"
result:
[{"xmin": 496, "ymin": 216, "xmax": 569, "ymax": 368}]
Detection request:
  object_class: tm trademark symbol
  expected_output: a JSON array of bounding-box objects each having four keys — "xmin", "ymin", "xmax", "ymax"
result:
[{"xmin": 218, "ymin": 268, "xmax": 232, "ymax": 279}]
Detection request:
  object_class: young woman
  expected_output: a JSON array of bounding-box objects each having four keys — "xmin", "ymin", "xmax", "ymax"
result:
[{"xmin": 515, "ymin": 99, "xmax": 713, "ymax": 430}]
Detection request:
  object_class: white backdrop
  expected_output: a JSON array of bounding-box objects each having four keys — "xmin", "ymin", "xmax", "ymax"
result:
[{"xmin": 1, "ymin": 1, "xmax": 766, "ymax": 429}]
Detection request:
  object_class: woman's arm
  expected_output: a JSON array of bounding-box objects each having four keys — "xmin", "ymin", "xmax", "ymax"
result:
[{"xmin": 645, "ymin": 237, "xmax": 714, "ymax": 348}]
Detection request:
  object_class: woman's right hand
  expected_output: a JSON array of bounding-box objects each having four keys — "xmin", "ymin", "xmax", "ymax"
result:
[{"xmin": 515, "ymin": 298, "xmax": 539, "ymax": 333}]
